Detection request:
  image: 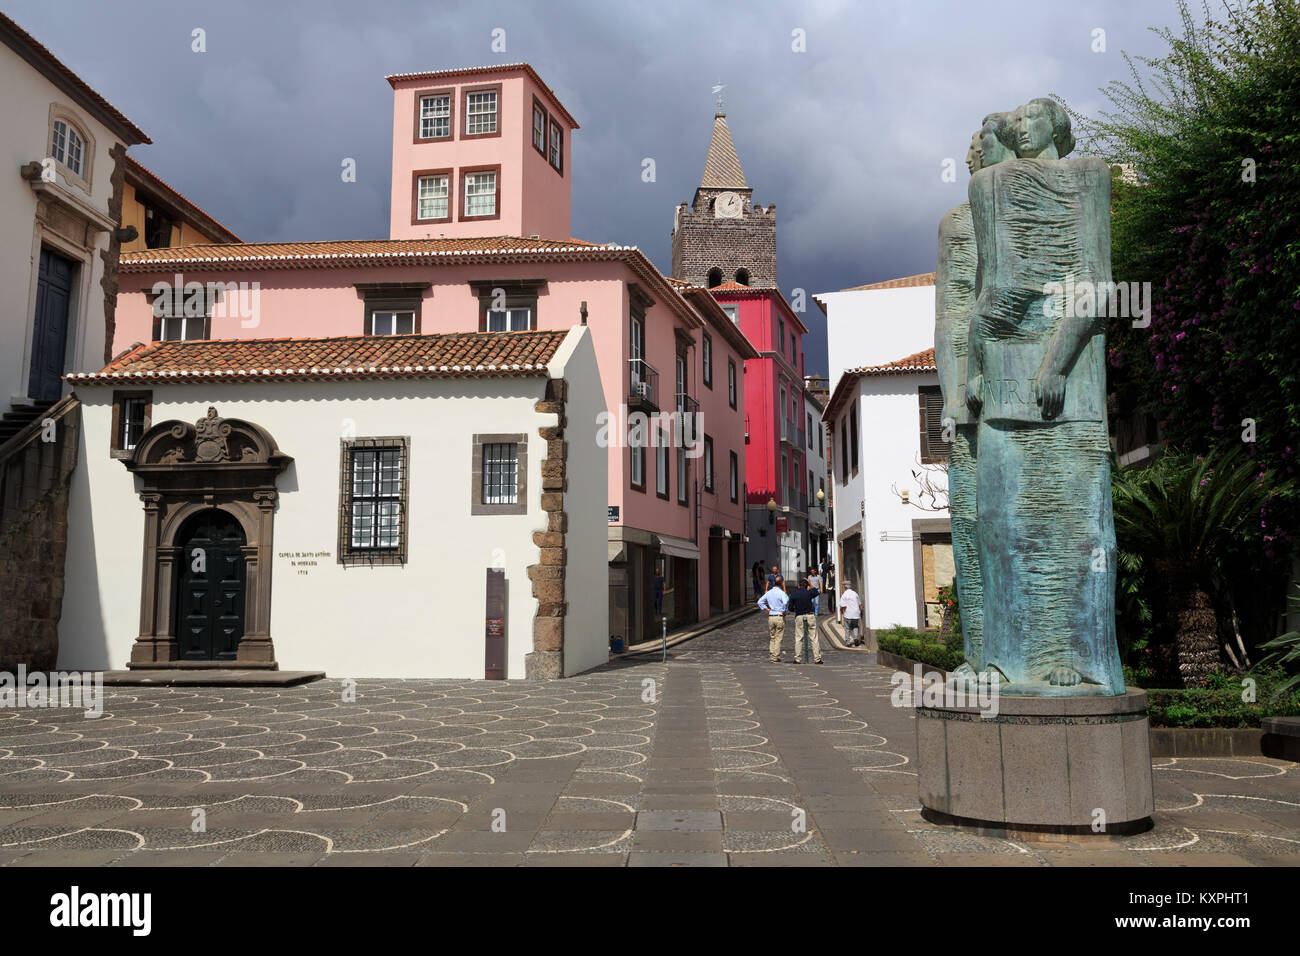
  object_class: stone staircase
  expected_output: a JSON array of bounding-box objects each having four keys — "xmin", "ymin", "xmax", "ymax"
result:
[{"xmin": 0, "ymin": 399, "xmax": 56, "ymax": 447}]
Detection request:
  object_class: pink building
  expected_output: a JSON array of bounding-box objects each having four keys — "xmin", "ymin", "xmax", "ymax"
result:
[
  {"xmin": 709, "ymin": 283, "xmax": 809, "ymax": 582},
  {"xmin": 387, "ymin": 64, "xmax": 577, "ymax": 242},
  {"xmin": 109, "ymin": 64, "xmax": 755, "ymax": 650}
]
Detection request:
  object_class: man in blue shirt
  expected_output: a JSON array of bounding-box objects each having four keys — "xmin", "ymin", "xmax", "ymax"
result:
[
  {"xmin": 788, "ymin": 578, "xmax": 823, "ymax": 664},
  {"xmin": 757, "ymin": 578, "xmax": 789, "ymax": 663}
]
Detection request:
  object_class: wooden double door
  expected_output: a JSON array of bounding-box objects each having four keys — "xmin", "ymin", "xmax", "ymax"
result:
[{"xmin": 175, "ymin": 510, "xmax": 247, "ymax": 661}]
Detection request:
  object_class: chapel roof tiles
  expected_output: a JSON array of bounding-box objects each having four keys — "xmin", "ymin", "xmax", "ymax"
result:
[{"xmin": 67, "ymin": 330, "xmax": 570, "ymax": 384}]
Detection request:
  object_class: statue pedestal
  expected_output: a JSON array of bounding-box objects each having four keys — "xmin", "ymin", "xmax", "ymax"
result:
[{"xmin": 916, "ymin": 689, "xmax": 1154, "ymax": 838}]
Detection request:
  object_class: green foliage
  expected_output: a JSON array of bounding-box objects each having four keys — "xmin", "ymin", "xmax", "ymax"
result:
[
  {"xmin": 1255, "ymin": 584, "xmax": 1300, "ymax": 696},
  {"xmin": 1145, "ymin": 665, "xmax": 1300, "ymax": 727},
  {"xmin": 1067, "ymin": 0, "xmax": 1299, "ymax": 573},
  {"xmin": 936, "ymin": 583, "xmax": 962, "ymax": 644},
  {"xmin": 1111, "ymin": 447, "xmax": 1291, "ymax": 668},
  {"xmin": 876, "ymin": 626, "xmax": 965, "ymax": 671}
]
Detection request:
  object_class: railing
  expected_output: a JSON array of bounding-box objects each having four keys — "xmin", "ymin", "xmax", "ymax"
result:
[
  {"xmin": 629, "ymin": 358, "xmax": 659, "ymax": 409},
  {"xmin": 798, "ymin": 427, "xmax": 806, "ymax": 450},
  {"xmin": 676, "ymin": 392, "xmax": 700, "ymax": 444}
]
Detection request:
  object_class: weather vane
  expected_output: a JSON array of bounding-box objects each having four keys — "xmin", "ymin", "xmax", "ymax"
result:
[{"xmin": 712, "ymin": 82, "xmax": 725, "ymax": 112}]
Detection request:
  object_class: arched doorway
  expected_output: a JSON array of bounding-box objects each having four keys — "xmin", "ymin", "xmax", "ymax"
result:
[{"xmin": 175, "ymin": 509, "xmax": 247, "ymax": 661}]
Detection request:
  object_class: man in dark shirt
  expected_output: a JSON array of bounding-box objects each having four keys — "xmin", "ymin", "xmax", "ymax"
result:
[{"xmin": 789, "ymin": 577, "xmax": 823, "ymax": 664}]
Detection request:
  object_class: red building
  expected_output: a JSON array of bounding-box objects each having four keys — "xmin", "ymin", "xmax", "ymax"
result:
[{"xmin": 709, "ymin": 283, "xmax": 809, "ymax": 582}]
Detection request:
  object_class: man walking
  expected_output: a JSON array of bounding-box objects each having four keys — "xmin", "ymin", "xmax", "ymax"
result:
[
  {"xmin": 807, "ymin": 568, "xmax": 824, "ymax": 616},
  {"xmin": 757, "ymin": 577, "xmax": 789, "ymax": 663},
  {"xmin": 789, "ymin": 577, "xmax": 823, "ymax": 664},
  {"xmin": 839, "ymin": 583, "xmax": 863, "ymax": 646}
]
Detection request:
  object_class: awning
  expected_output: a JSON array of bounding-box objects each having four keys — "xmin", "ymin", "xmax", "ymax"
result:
[{"xmin": 654, "ymin": 533, "xmax": 699, "ymax": 560}]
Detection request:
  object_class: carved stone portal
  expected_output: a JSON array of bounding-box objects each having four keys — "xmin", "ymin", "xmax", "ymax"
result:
[{"xmin": 122, "ymin": 408, "xmax": 293, "ymax": 668}]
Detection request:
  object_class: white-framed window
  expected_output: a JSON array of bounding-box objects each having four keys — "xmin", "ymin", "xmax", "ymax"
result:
[
  {"xmin": 368, "ymin": 310, "xmax": 415, "ymax": 335},
  {"xmin": 466, "ymin": 90, "xmax": 498, "ymax": 135},
  {"xmin": 549, "ymin": 119, "xmax": 563, "ymax": 171},
  {"xmin": 485, "ymin": 308, "xmax": 531, "ymax": 332},
  {"xmin": 50, "ymin": 119, "xmax": 84, "ymax": 177},
  {"xmin": 631, "ymin": 442, "xmax": 644, "ymax": 489},
  {"xmin": 159, "ymin": 314, "xmax": 207, "ymax": 342},
  {"xmin": 419, "ymin": 94, "xmax": 451, "ymax": 138},
  {"xmin": 121, "ymin": 396, "xmax": 148, "ymax": 451},
  {"xmin": 417, "ymin": 174, "xmax": 449, "ymax": 220},
  {"xmin": 465, "ymin": 170, "xmax": 497, "ymax": 217},
  {"xmin": 533, "ymin": 103, "xmax": 546, "ymax": 152},
  {"xmin": 349, "ymin": 445, "xmax": 405, "ymax": 551},
  {"xmin": 656, "ymin": 439, "xmax": 669, "ymax": 497},
  {"xmin": 482, "ymin": 442, "xmax": 519, "ymax": 505},
  {"xmin": 702, "ymin": 334, "xmax": 713, "ymax": 388},
  {"xmin": 722, "ymin": 304, "xmax": 739, "ymax": 325},
  {"xmin": 677, "ymin": 445, "xmax": 688, "ymax": 504}
]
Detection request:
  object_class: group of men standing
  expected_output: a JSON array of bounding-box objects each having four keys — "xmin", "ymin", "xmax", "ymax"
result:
[{"xmin": 757, "ymin": 570, "xmax": 822, "ymax": 664}]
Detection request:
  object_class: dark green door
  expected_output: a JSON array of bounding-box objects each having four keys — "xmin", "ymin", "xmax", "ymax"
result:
[
  {"xmin": 28, "ymin": 247, "xmax": 76, "ymax": 401},
  {"xmin": 176, "ymin": 510, "xmax": 247, "ymax": 661}
]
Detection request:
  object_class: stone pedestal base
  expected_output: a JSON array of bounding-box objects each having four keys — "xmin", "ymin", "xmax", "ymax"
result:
[{"xmin": 916, "ymin": 688, "xmax": 1154, "ymax": 837}]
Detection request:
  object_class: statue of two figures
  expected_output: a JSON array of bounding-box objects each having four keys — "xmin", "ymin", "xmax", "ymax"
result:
[{"xmin": 936, "ymin": 98, "xmax": 1124, "ymax": 696}]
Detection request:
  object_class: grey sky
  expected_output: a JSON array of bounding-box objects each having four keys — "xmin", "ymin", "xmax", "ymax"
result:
[{"xmin": 9, "ymin": 0, "xmax": 1182, "ymax": 376}]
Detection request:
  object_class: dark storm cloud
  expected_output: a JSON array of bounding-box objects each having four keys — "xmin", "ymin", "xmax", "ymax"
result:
[{"xmin": 7, "ymin": 0, "xmax": 1181, "ymax": 375}]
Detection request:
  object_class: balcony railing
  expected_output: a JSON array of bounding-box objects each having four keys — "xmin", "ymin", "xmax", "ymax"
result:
[
  {"xmin": 629, "ymin": 359, "xmax": 659, "ymax": 410},
  {"xmin": 798, "ymin": 427, "xmax": 806, "ymax": 450},
  {"xmin": 780, "ymin": 418, "xmax": 795, "ymax": 445}
]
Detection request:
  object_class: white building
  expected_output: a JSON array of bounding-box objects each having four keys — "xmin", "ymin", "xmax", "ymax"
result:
[
  {"xmin": 0, "ymin": 12, "xmax": 149, "ymax": 435},
  {"xmin": 815, "ymin": 272, "xmax": 938, "ymax": 393},
  {"xmin": 823, "ymin": 347, "xmax": 954, "ymax": 638},
  {"xmin": 59, "ymin": 326, "xmax": 609, "ymax": 679}
]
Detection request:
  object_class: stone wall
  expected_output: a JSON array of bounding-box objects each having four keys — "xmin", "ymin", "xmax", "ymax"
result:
[
  {"xmin": 0, "ymin": 398, "xmax": 80, "ymax": 671},
  {"xmin": 525, "ymin": 378, "xmax": 568, "ymax": 678},
  {"xmin": 671, "ymin": 190, "xmax": 777, "ymax": 288}
]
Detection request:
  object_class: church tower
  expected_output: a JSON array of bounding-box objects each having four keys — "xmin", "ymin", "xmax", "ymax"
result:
[{"xmin": 671, "ymin": 111, "xmax": 776, "ymax": 287}]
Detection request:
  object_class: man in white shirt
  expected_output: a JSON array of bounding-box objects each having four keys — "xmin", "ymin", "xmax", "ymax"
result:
[
  {"xmin": 757, "ymin": 580, "xmax": 790, "ymax": 663},
  {"xmin": 807, "ymin": 569, "xmax": 824, "ymax": 615},
  {"xmin": 839, "ymin": 585, "xmax": 863, "ymax": 646}
]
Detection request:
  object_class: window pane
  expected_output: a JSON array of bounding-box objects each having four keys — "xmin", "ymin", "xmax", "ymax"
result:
[
  {"xmin": 482, "ymin": 442, "xmax": 518, "ymax": 504},
  {"xmin": 51, "ymin": 121, "xmax": 67, "ymax": 164},
  {"xmin": 466, "ymin": 91, "xmax": 498, "ymax": 134},
  {"xmin": 533, "ymin": 106, "xmax": 546, "ymax": 150},
  {"xmin": 465, "ymin": 171, "xmax": 497, "ymax": 216},
  {"xmin": 549, "ymin": 121, "xmax": 562, "ymax": 167},
  {"xmin": 420, "ymin": 95, "xmax": 450, "ymax": 138},
  {"xmin": 417, "ymin": 174, "xmax": 448, "ymax": 219},
  {"xmin": 509, "ymin": 308, "xmax": 530, "ymax": 331}
]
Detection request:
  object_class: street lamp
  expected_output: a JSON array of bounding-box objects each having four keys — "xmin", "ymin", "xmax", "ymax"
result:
[
  {"xmin": 816, "ymin": 488, "xmax": 825, "ymax": 509},
  {"xmin": 767, "ymin": 497, "xmax": 777, "ymax": 525}
]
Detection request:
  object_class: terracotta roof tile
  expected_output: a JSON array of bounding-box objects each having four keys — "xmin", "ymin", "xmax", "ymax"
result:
[
  {"xmin": 848, "ymin": 347, "xmax": 937, "ymax": 375},
  {"xmin": 67, "ymin": 330, "xmax": 569, "ymax": 385},
  {"xmin": 119, "ymin": 235, "xmax": 616, "ymax": 270},
  {"xmin": 839, "ymin": 272, "xmax": 937, "ymax": 292}
]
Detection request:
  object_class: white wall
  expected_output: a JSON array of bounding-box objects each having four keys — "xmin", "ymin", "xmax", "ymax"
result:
[
  {"xmin": 820, "ymin": 284, "xmax": 936, "ymax": 393},
  {"xmin": 857, "ymin": 372, "xmax": 948, "ymax": 631},
  {"xmin": 0, "ymin": 41, "xmax": 120, "ymax": 405},
  {"xmin": 60, "ymin": 358, "xmax": 608, "ymax": 679},
  {"xmin": 828, "ymin": 371, "xmax": 949, "ymax": 632},
  {"xmin": 547, "ymin": 325, "xmax": 609, "ymax": 676}
]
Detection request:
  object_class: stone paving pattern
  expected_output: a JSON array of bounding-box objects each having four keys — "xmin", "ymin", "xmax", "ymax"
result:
[{"xmin": 1, "ymin": 613, "xmax": 1297, "ymax": 866}]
